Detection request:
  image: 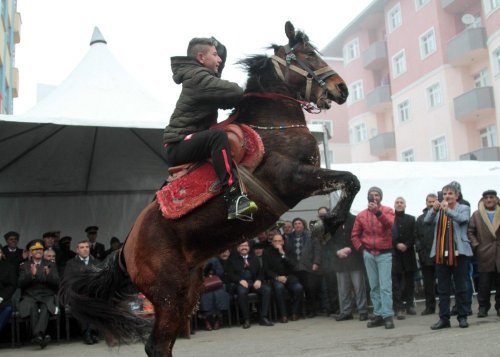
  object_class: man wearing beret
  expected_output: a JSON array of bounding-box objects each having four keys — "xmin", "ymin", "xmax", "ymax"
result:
[
  {"xmin": 468, "ymin": 189, "xmax": 500, "ymax": 318},
  {"xmin": 2, "ymin": 231, "xmax": 26, "ymax": 276},
  {"xmin": 18, "ymin": 240, "xmax": 60, "ymax": 348},
  {"xmin": 351, "ymin": 186, "xmax": 395, "ymax": 329},
  {"xmin": 85, "ymin": 226, "xmax": 105, "ymax": 261}
]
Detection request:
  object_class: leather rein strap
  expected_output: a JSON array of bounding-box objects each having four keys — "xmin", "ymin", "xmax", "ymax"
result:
[{"xmin": 271, "ymin": 43, "xmax": 337, "ymax": 104}]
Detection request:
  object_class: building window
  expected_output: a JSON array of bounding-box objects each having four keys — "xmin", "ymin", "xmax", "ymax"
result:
[
  {"xmin": 392, "ymin": 50, "xmax": 407, "ymax": 78},
  {"xmin": 419, "ymin": 28, "xmax": 436, "ymax": 59},
  {"xmin": 388, "ymin": 3, "xmax": 402, "ymax": 33},
  {"xmin": 415, "ymin": 0, "xmax": 430, "ymax": 10},
  {"xmin": 480, "ymin": 125, "xmax": 497, "ymax": 147},
  {"xmin": 350, "ymin": 122, "xmax": 367, "ymax": 144},
  {"xmin": 426, "ymin": 83, "xmax": 442, "ymax": 109},
  {"xmin": 343, "ymin": 38, "xmax": 360, "ymax": 64},
  {"xmin": 347, "ymin": 80, "xmax": 364, "ymax": 105},
  {"xmin": 401, "ymin": 149, "xmax": 415, "ymax": 162},
  {"xmin": 493, "ymin": 47, "xmax": 500, "ymax": 76},
  {"xmin": 484, "ymin": 0, "xmax": 500, "ymax": 15},
  {"xmin": 474, "ymin": 68, "xmax": 489, "ymax": 88},
  {"xmin": 432, "ymin": 136, "xmax": 448, "ymax": 161},
  {"xmin": 310, "ymin": 120, "xmax": 333, "ymax": 137},
  {"xmin": 397, "ymin": 100, "xmax": 410, "ymax": 123}
]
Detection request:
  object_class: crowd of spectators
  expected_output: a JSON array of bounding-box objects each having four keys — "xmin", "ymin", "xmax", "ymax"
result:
[
  {"xmin": 1, "ymin": 182, "xmax": 499, "ymax": 349},
  {"xmin": 0, "ymin": 226, "xmax": 122, "ymax": 348}
]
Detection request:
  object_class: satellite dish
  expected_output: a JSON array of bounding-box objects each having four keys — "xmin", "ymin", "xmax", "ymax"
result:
[{"xmin": 461, "ymin": 14, "xmax": 475, "ymax": 25}]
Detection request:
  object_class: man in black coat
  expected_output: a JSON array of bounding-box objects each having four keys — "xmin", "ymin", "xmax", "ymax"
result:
[
  {"xmin": 322, "ymin": 213, "xmax": 369, "ymax": 321},
  {"xmin": 85, "ymin": 226, "xmax": 105, "ymax": 261},
  {"xmin": 18, "ymin": 240, "xmax": 60, "ymax": 349},
  {"xmin": 0, "ymin": 246, "xmax": 17, "ymax": 333},
  {"xmin": 226, "ymin": 241, "xmax": 273, "ymax": 329},
  {"xmin": 415, "ymin": 193, "xmax": 438, "ymax": 315},
  {"xmin": 392, "ymin": 197, "xmax": 418, "ymax": 319},
  {"xmin": 64, "ymin": 239, "xmax": 100, "ymax": 344},
  {"xmin": 263, "ymin": 233, "xmax": 303, "ymax": 322},
  {"xmin": 2, "ymin": 231, "xmax": 25, "ymax": 276}
]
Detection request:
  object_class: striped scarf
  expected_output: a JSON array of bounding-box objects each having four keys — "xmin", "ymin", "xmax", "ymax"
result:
[{"xmin": 435, "ymin": 211, "xmax": 457, "ymax": 266}]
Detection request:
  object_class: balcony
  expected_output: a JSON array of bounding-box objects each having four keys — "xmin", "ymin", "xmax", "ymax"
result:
[
  {"xmin": 454, "ymin": 86, "xmax": 495, "ymax": 122},
  {"xmin": 12, "ymin": 67, "xmax": 19, "ymax": 98},
  {"xmin": 441, "ymin": 0, "xmax": 473, "ymax": 14},
  {"xmin": 370, "ymin": 132, "xmax": 395, "ymax": 156},
  {"xmin": 447, "ymin": 27, "xmax": 487, "ymax": 66},
  {"xmin": 460, "ymin": 147, "xmax": 500, "ymax": 161},
  {"xmin": 14, "ymin": 12, "xmax": 21, "ymax": 44},
  {"xmin": 362, "ymin": 41, "xmax": 387, "ymax": 71},
  {"xmin": 366, "ymin": 85, "xmax": 391, "ymax": 113}
]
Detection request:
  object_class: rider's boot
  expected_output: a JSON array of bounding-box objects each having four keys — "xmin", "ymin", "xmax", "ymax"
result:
[{"xmin": 224, "ymin": 184, "xmax": 258, "ymax": 220}]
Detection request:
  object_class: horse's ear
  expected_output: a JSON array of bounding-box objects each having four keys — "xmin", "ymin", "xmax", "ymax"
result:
[{"xmin": 285, "ymin": 21, "xmax": 295, "ymax": 42}]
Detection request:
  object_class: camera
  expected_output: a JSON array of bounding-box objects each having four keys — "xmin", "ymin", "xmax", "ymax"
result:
[
  {"xmin": 437, "ymin": 191, "xmax": 443, "ymax": 202},
  {"xmin": 368, "ymin": 194, "xmax": 375, "ymax": 203}
]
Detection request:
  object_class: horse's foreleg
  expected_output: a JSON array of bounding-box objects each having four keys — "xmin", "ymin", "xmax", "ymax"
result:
[{"xmin": 294, "ymin": 166, "xmax": 360, "ymax": 227}]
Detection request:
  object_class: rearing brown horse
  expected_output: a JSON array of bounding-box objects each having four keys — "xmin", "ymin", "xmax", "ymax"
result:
[{"xmin": 61, "ymin": 21, "xmax": 360, "ymax": 357}]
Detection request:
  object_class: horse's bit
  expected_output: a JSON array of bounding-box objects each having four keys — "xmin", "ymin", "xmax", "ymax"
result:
[{"xmin": 271, "ymin": 43, "xmax": 337, "ymax": 104}]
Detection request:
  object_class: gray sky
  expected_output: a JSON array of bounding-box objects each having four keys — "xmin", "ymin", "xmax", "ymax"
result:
[{"xmin": 14, "ymin": 0, "xmax": 372, "ymax": 115}]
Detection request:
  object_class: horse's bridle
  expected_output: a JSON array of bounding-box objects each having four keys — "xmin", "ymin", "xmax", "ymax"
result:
[{"xmin": 271, "ymin": 43, "xmax": 338, "ymax": 104}]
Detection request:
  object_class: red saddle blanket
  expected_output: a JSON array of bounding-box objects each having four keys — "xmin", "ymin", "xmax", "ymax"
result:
[{"xmin": 156, "ymin": 124, "xmax": 264, "ymax": 219}]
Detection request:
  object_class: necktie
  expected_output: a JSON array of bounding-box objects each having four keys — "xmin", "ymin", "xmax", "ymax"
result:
[
  {"xmin": 295, "ymin": 237, "xmax": 302, "ymax": 259},
  {"xmin": 84, "ymin": 259, "xmax": 88, "ymax": 266},
  {"xmin": 243, "ymin": 256, "xmax": 250, "ymax": 269}
]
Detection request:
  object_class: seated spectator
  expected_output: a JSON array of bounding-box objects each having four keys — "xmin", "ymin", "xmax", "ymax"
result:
[
  {"xmin": 103, "ymin": 236, "xmax": 122, "ymax": 260},
  {"xmin": 0, "ymin": 245, "xmax": 17, "ymax": 333},
  {"xmin": 227, "ymin": 241, "xmax": 273, "ymax": 329},
  {"xmin": 2, "ymin": 231, "xmax": 26, "ymax": 276},
  {"xmin": 251, "ymin": 242, "xmax": 266, "ymax": 269},
  {"xmin": 199, "ymin": 251, "xmax": 231, "ymax": 330},
  {"xmin": 263, "ymin": 233, "xmax": 303, "ymax": 322},
  {"xmin": 44, "ymin": 248, "xmax": 57, "ymax": 263},
  {"xmin": 64, "ymin": 240, "xmax": 100, "ymax": 344},
  {"xmin": 18, "ymin": 240, "xmax": 60, "ymax": 349}
]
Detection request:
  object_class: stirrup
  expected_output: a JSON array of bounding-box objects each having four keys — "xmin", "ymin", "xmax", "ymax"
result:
[{"xmin": 228, "ymin": 194, "xmax": 257, "ymax": 222}]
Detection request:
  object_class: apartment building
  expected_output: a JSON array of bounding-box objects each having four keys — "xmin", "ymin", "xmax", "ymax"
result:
[
  {"xmin": 0, "ymin": 0, "xmax": 20, "ymax": 114},
  {"xmin": 308, "ymin": 0, "xmax": 500, "ymax": 163}
]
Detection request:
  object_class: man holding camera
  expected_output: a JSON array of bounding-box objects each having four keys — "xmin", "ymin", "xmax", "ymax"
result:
[{"xmin": 351, "ymin": 186, "xmax": 395, "ymax": 329}]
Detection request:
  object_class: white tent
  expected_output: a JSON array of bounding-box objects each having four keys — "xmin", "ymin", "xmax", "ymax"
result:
[{"xmin": 0, "ymin": 27, "xmax": 169, "ymax": 246}]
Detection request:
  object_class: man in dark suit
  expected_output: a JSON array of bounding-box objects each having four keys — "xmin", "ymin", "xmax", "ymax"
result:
[
  {"xmin": 18, "ymin": 240, "xmax": 60, "ymax": 349},
  {"xmin": 392, "ymin": 197, "xmax": 418, "ymax": 320},
  {"xmin": 85, "ymin": 226, "xmax": 105, "ymax": 261},
  {"xmin": 263, "ymin": 233, "xmax": 303, "ymax": 322},
  {"xmin": 64, "ymin": 239, "xmax": 99, "ymax": 344},
  {"xmin": 2, "ymin": 231, "xmax": 26, "ymax": 276},
  {"xmin": 226, "ymin": 240, "xmax": 273, "ymax": 329}
]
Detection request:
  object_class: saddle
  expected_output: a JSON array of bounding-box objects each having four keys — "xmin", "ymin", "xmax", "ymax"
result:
[{"xmin": 156, "ymin": 124, "xmax": 264, "ymax": 219}]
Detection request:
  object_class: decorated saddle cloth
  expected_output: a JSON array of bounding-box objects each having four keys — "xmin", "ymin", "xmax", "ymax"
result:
[{"xmin": 156, "ymin": 124, "xmax": 264, "ymax": 219}]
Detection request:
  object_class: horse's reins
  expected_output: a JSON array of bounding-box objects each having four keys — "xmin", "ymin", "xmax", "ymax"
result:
[{"xmin": 271, "ymin": 43, "xmax": 337, "ymax": 106}]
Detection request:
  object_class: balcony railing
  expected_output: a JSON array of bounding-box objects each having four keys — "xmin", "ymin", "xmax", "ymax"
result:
[
  {"xmin": 460, "ymin": 147, "xmax": 500, "ymax": 161},
  {"xmin": 454, "ymin": 86, "xmax": 495, "ymax": 122},
  {"xmin": 447, "ymin": 27, "xmax": 487, "ymax": 66},
  {"xmin": 366, "ymin": 85, "xmax": 391, "ymax": 113},
  {"xmin": 369, "ymin": 132, "xmax": 395, "ymax": 156},
  {"xmin": 362, "ymin": 41, "xmax": 387, "ymax": 71}
]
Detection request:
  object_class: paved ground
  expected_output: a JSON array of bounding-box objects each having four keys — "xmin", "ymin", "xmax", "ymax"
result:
[{"xmin": 2, "ymin": 302, "xmax": 500, "ymax": 357}]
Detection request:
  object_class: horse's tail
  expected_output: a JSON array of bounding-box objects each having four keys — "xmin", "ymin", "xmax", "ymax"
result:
[{"xmin": 59, "ymin": 251, "xmax": 151, "ymax": 344}]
